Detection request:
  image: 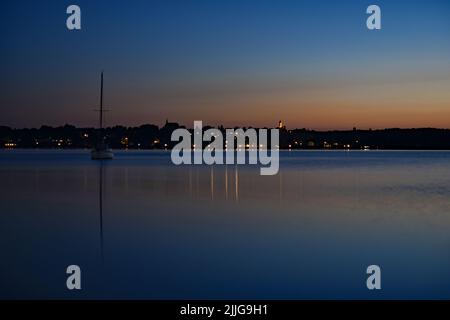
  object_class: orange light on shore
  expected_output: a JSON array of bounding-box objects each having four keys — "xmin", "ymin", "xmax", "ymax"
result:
[{"xmin": 4, "ymin": 143, "xmax": 17, "ymax": 148}]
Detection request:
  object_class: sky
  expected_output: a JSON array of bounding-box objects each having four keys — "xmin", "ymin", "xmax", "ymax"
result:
[{"xmin": 1, "ymin": 0, "xmax": 450, "ymax": 129}]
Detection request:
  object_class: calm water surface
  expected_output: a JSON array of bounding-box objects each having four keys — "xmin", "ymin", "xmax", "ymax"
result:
[{"xmin": 1, "ymin": 150, "xmax": 450, "ymax": 299}]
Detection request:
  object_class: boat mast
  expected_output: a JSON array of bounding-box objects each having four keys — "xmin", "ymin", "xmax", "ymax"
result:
[{"xmin": 99, "ymin": 72, "xmax": 104, "ymax": 130}]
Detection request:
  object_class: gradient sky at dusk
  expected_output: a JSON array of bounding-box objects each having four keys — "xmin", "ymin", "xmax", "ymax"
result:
[{"xmin": 1, "ymin": 0, "xmax": 450, "ymax": 129}]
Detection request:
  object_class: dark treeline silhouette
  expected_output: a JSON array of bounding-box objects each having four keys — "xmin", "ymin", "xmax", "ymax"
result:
[{"xmin": 1, "ymin": 121, "xmax": 450, "ymax": 150}]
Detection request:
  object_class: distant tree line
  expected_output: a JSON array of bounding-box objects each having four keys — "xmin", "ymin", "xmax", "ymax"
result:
[{"xmin": 1, "ymin": 122, "xmax": 450, "ymax": 150}]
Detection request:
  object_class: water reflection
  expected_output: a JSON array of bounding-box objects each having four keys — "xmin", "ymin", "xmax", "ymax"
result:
[
  {"xmin": 210, "ymin": 167, "xmax": 214, "ymax": 200},
  {"xmin": 235, "ymin": 165, "xmax": 239, "ymax": 202},
  {"xmin": 225, "ymin": 165, "xmax": 228, "ymax": 200},
  {"xmin": 2, "ymin": 150, "xmax": 450, "ymax": 299},
  {"xmin": 98, "ymin": 161, "xmax": 105, "ymax": 263}
]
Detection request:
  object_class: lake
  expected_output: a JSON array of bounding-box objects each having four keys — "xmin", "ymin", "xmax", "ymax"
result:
[{"xmin": 1, "ymin": 150, "xmax": 450, "ymax": 299}]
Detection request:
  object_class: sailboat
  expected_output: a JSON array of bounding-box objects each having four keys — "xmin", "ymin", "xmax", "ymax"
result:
[{"xmin": 91, "ymin": 72, "xmax": 114, "ymax": 160}]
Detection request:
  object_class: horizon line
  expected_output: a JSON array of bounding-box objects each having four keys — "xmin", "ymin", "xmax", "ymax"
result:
[{"xmin": 3, "ymin": 123, "xmax": 450, "ymax": 132}]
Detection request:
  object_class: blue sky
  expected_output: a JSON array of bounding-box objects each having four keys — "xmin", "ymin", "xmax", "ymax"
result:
[{"xmin": 1, "ymin": 0, "xmax": 449, "ymax": 129}]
